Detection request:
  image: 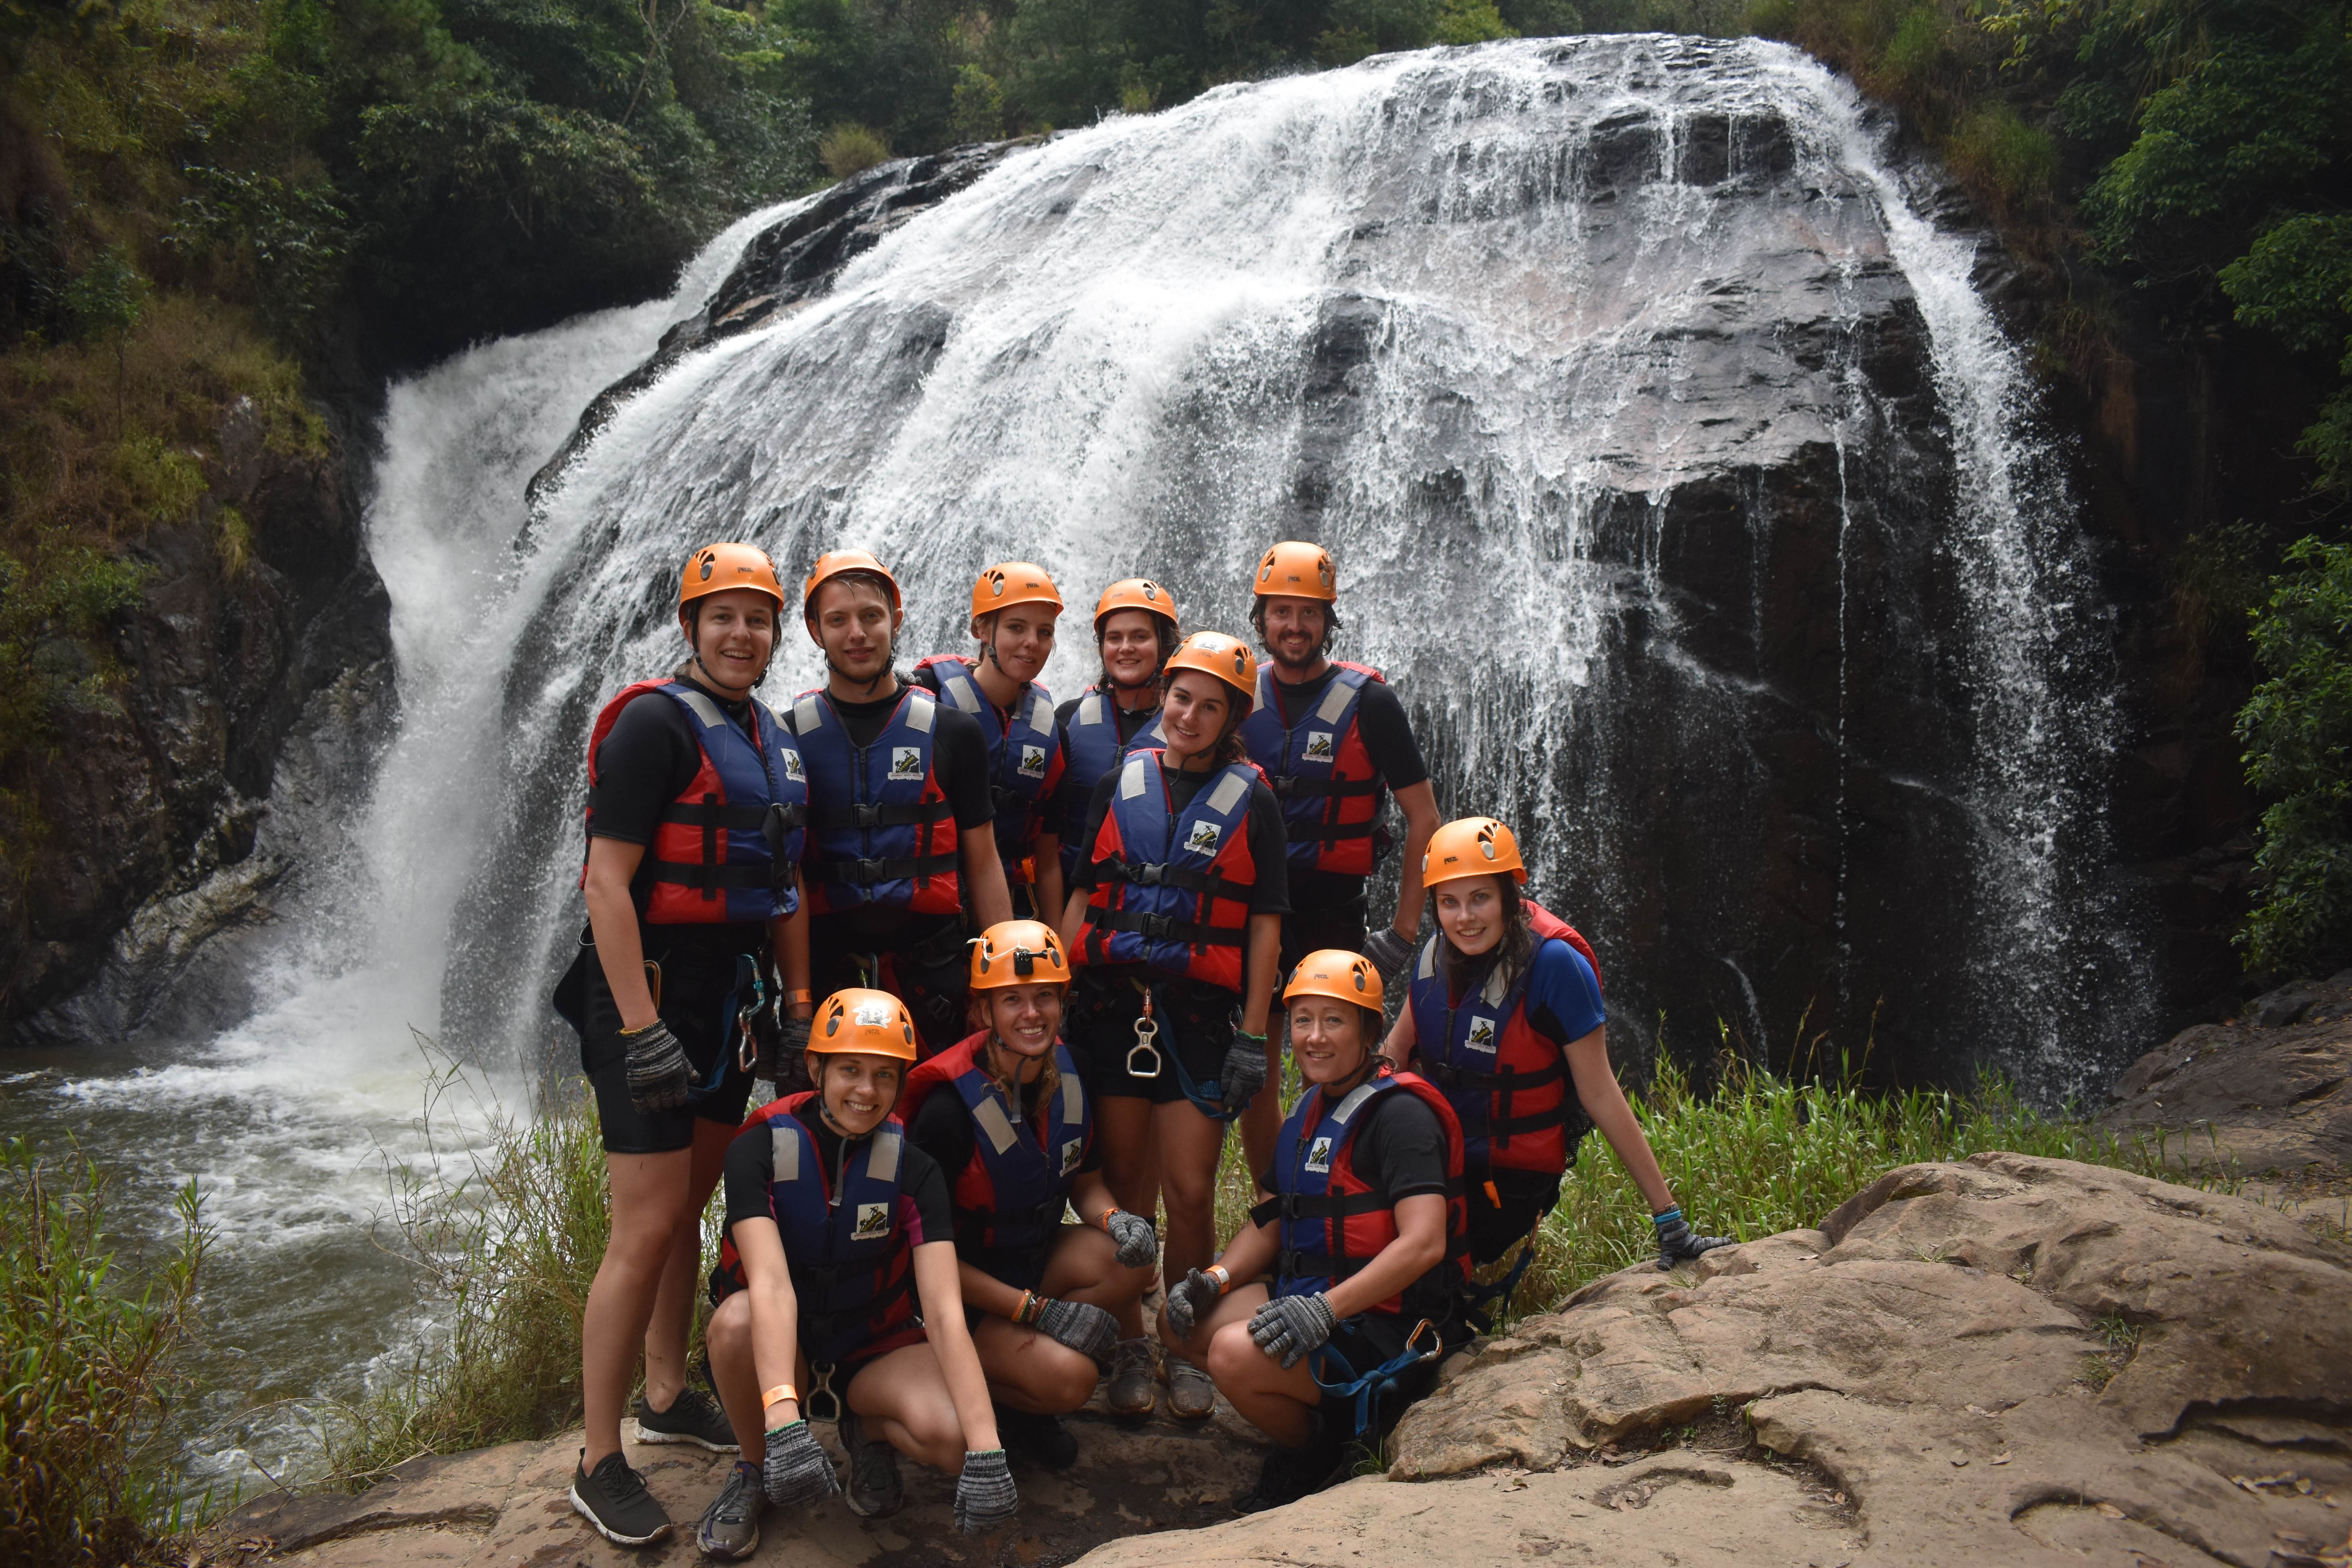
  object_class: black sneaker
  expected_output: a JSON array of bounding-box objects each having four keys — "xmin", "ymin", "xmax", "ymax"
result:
[
  {"xmin": 1233, "ymin": 1438, "xmax": 1345, "ymax": 1514},
  {"xmin": 838, "ymin": 1410, "xmax": 904, "ymax": 1519},
  {"xmin": 997, "ymin": 1407, "xmax": 1080, "ymax": 1471},
  {"xmin": 694, "ymin": 1461, "xmax": 764, "ymax": 1559},
  {"xmin": 571, "ymin": 1448, "xmax": 675, "ymax": 1546},
  {"xmin": 635, "ymin": 1385, "xmax": 739, "ymax": 1452}
]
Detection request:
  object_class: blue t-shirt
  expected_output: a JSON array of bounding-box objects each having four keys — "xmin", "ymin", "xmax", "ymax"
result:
[{"xmin": 1520, "ymin": 938, "xmax": 1606, "ymax": 1047}]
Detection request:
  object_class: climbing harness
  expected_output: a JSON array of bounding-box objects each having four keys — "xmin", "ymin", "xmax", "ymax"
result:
[
  {"xmin": 1308, "ymin": 1318, "xmax": 1445, "ymax": 1438},
  {"xmin": 1126, "ymin": 984, "xmax": 1163, "ymax": 1078},
  {"xmin": 1127, "ymin": 983, "xmax": 1245, "ymax": 1122},
  {"xmin": 1463, "ymin": 1235, "xmax": 1539, "ymax": 1332},
  {"xmin": 803, "ymin": 1362, "xmax": 844, "ymax": 1424}
]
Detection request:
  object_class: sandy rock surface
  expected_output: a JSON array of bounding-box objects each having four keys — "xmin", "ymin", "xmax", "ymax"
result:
[
  {"xmin": 2100, "ymin": 972, "xmax": 2352, "ymax": 1176},
  {"xmin": 1091, "ymin": 1155, "xmax": 2352, "ymax": 1568}
]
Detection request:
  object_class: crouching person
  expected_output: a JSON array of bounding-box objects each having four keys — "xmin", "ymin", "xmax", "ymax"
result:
[
  {"xmin": 1159, "ymin": 950, "xmax": 1470, "ymax": 1513},
  {"xmin": 696, "ymin": 988, "xmax": 1015, "ymax": 1558},
  {"xmin": 902, "ymin": 919, "xmax": 1159, "ymax": 1470}
]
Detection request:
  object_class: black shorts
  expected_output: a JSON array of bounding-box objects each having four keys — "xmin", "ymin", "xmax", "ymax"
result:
[
  {"xmin": 808, "ymin": 912, "xmax": 971, "ymax": 1055},
  {"xmin": 1315, "ymin": 1308, "xmax": 1467, "ymax": 1439},
  {"xmin": 1064, "ymin": 968, "xmax": 1239, "ymax": 1105},
  {"xmin": 1279, "ymin": 886, "xmax": 1370, "ymax": 975},
  {"xmin": 1463, "ymin": 1166, "xmax": 1566, "ymax": 1266},
  {"xmin": 580, "ymin": 935, "xmax": 762, "ymax": 1154}
]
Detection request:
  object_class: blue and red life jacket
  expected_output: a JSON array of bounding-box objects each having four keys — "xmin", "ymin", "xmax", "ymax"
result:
[
  {"xmin": 582, "ymin": 679, "xmax": 806, "ymax": 924},
  {"xmin": 1256, "ymin": 1067, "xmax": 1469, "ymax": 1321},
  {"xmin": 1076, "ymin": 750, "xmax": 1261, "ymax": 992},
  {"xmin": 901, "ymin": 1031, "xmax": 1093, "ymax": 1290},
  {"xmin": 1406, "ymin": 902, "xmax": 1603, "ymax": 1176},
  {"xmin": 915, "ymin": 655, "xmax": 1060, "ymax": 887},
  {"xmin": 1237, "ymin": 661, "xmax": 1388, "ymax": 878},
  {"xmin": 709, "ymin": 1093, "xmax": 923, "ymax": 1365},
  {"xmin": 1057, "ymin": 688, "xmax": 1165, "ymax": 881},
  {"xmin": 790, "ymin": 685, "xmax": 961, "ymax": 916}
]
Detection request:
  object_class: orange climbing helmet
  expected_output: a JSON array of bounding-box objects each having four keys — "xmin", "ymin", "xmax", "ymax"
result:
[
  {"xmin": 679, "ymin": 543, "xmax": 787, "ymax": 612},
  {"xmin": 1094, "ymin": 577, "xmax": 1178, "ymax": 632},
  {"xmin": 1163, "ymin": 630, "xmax": 1258, "ymax": 711},
  {"xmin": 808, "ymin": 987, "xmax": 920, "ymax": 1062},
  {"xmin": 803, "ymin": 548, "xmax": 902, "ymax": 616},
  {"xmin": 1422, "ymin": 816, "xmax": 1528, "ymax": 888},
  {"xmin": 971, "ymin": 562, "xmax": 1063, "ymax": 621},
  {"xmin": 1283, "ymin": 948, "xmax": 1384, "ymax": 1011},
  {"xmin": 968, "ymin": 919, "xmax": 1072, "ymax": 990},
  {"xmin": 1252, "ymin": 541, "xmax": 1336, "ymax": 603}
]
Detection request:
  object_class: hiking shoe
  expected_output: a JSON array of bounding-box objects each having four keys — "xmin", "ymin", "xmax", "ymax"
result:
[
  {"xmin": 694, "ymin": 1462, "xmax": 764, "ymax": 1559},
  {"xmin": 1165, "ymin": 1355, "xmax": 1216, "ymax": 1420},
  {"xmin": 1234, "ymin": 1439, "xmax": 1344, "ymax": 1514},
  {"xmin": 1105, "ymin": 1337, "xmax": 1156, "ymax": 1419},
  {"xmin": 997, "ymin": 1407, "xmax": 1080, "ymax": 1471},
  {"xmin": 570, "ymin": 1448, "xmax": 674, "ymax": 1546},
  {"xmin": 636, "ymin": 1385, "xmax": 739, "ymax": 1452},
  {"xmin": 838, "ymin": 1410, "xmax": 904, "ymax": 1519}
]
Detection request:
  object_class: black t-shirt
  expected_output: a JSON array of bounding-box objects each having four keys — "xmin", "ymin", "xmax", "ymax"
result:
[
  {"xmin": 906, "ymin": 1061, "xmax": 1104, "ymax": 1193},
  {"xmin": 1069, "ymin": 766, "xmax": 1290, "ymax": 915},
  {"xmin": 724, "ymin": 1101, "xmax": 954, "ymax": 1247},
  {"xmin": 585, "ymin": 681, "xmax": 775, "ymax": 949},
  {"xmin": 1258, "ymin": 1082, "xmax": 1450, "ymax": 1204},
  {"xmin": 1265, "ymin": 667, "xmax": 1428, "ymax": 912},
  {"xmin": 788, "ymin": 681, "xmax": 996, "ymax": 833}
]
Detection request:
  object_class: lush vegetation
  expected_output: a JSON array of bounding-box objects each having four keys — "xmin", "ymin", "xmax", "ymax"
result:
[
  {"xmin": 2238, "ymin": 539, "xmax": 2352, "ymax": 976},
  {"xmin": 1, "ymin": 1137, "xmax": 211, "ymax": 1568}
]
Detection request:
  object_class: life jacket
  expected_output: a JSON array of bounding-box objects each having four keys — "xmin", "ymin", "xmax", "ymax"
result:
[
  {"xmin": 1406, "ymin": 901, "xmax": 1603, "ymax": 1176},
  {"xmin": 1076, "ymin": 750, "xmax": 1261, "ymax": 991},
  {"xmin": 901, "ymin": 1031, "xmax": 1093, "ymax": 1290},
  {"xmin": 790, "ymin": 685, "xmax": 961, "ymax": 916},
  {"xmin": 1255, "ymin": 1067, "xmax": 1470, "ymax": 1321},
  {"xmin": 582, "ymin": 680, "xmax": 806, "ymax": 924},
  {"xmin": 916, "ymin": 655, "xmax": 1060, "ymax": 886},
  {"xmin": 1236, "ymin": 661, "xmax": 1388, "ymax": 877},
  {"xmin": 710, "ymin": 1094, "xmax": 923, "ymax": 1365},
  {"xmin": 1058, "ymin": 688, "xmax": 1166, "ymax": 881}
]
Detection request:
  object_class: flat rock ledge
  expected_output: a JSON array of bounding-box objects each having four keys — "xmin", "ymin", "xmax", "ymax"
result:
[{"xmin": 1084, "ymin": 1155, "xmax": 2352, "ymax": 1568}]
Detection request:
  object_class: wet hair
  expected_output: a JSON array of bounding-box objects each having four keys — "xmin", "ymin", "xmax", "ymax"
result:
[
  {"xmin": 806, "ymin": 569, "xmax": 898, "ymax": 626},
  {"xmin": 1435, "ymin": 875, "xmax": 1535, "ymax": 998},
  {"xmin": 1096, "ymin": 611, "xmax": 1180, "ymax": 690},
  {"xmin": 1249, "ymin": 595, "xmax": 1343, "ymax": 660}
]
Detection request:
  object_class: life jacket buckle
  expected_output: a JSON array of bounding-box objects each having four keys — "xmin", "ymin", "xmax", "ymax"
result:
[
  {"xmin": 803, "ymin": 1362, "xmax": 844, "ymax": 1425},
  {"xmin": 851, "ymin": 857, "xmax": 885, "ymax": 883},
  {"xmin": 1269, "ymin": 776, "xmax": 1299, "ymax": 799},
  {"xmin": 1127, "ymin": 993, "xmax": 1163, "ymax": 1079},
  {"xmin": 851, "ymin": 803, "xmax": 885, "ymax": 828}
]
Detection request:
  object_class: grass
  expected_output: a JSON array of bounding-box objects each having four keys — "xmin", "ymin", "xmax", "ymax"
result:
[{"xmin": 1, "ymin": 1136, "xmax": 213, "ymax": 1568}]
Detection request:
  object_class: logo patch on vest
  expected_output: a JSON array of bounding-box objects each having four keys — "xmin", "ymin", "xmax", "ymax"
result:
[
  {"xmin": 1019, "ymin": 744, "xmax": 1047, "ymax": 779},
  {"xmin": 853, "ymin": 1202, "xmax": 891, "ymax": 1240},
  {"xmin": 1303, "ymin": 730, "xmax": 1336, "ymax": 762},
  {"xmin": 1060, "ymin": 1138, "xmax": 1084, "ymax": 1176},
  {"xmin": 889, "ymin": 746, "xmax": 923, "ymax": 781},
  {"xmin": 1465, "ymin": 1016, "xmax": 1499, "ymax": 1054},
  {"xmin": 1184, "ymin": 821, "xmax": 1222, "ymax": 855},
  {"xmin": 1304, "ymin": 1136, "xmax": 1334, "ymax": 1174},
  {"xmin": 782, "ymin": 749, "xmax": 805, "ymax": 782}
]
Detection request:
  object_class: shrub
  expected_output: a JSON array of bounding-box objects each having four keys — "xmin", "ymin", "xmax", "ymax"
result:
[
  {"xmin": 818, "ymin": 122, "xmax": 892, "ymax": 181},
  {"xmin": 1437, "ymin": 0, "xmax": 1520, "ymax": 44},
  {"xmin": 1, "ymin": 1137, "xmax": 211, "ymax": 1568},
  {"xmin": 2236, "ymin": 538, "xmax": 2352, "ymax": 976},
  {"xmin": 1944, "ymin": 104, "xmax": 2057, "ymax": 219},
  {"xmin": 951, "ymin": 66, "xmax": 1005, "ymax": 142}
]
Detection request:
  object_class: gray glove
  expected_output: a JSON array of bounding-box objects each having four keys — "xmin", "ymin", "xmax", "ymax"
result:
[
  {"xmin": 1653, "ymin": 1208, "xmax": 1733, "ymax": 1270},
  {"xmin": 761, "ymin": 1419, "xmax": 840, "ymax": 1507},
  {"xmin": 1034, "ymin": 1296, "xmax": 1119, "ymax": 1365},
  {"xmin": 1162, "ymin": 1267, "xmax": 1222, "ymax": 1341},
  {"xmin": 954, "ymin": 1448, "xmax": 1017, "ymax": 1534},
  {"xmin": 1248, "ymin": 1291, "xmax": 1337, "ymax": 1369},
  {"xmin": 779, "ymin": 1009, "xmax": 811, "ymax": 1057},
  {"xmin": 1220, "ymin": 1031, "xmax": 1269, "ymax": 1110},
  {"xmin": 622, "ymin": 1019, "xmax": 691, "ymax": 1112},
  {"xmin": 1360, "ymin": 925, "xmax": 1414, "ymax": 977},
  {"xmin": 1105, "ymin": 1209, "xmax": 1159, "ymax": 1269}
]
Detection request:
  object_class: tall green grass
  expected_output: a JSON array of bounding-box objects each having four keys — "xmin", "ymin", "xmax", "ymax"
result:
[{"xmin": 2, "ymin": 1136, "xmax": 212, "ymax": 1567}]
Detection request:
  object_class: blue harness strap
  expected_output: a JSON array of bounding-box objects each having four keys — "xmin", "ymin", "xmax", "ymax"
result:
[
  {"xmin": 1461, "ymin": 1234, "xmax": 1539, "ymax": 1332},
  {"xmin": 1142, "ymin": 981, "xmax": 1247, "ymax": 1123},
  {"xmin": 1307, "ymin": 1318, "xmax": 1447, "ymax": 1438}
]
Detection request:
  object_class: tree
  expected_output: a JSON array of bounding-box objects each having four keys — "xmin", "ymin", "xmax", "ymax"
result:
[
  {"xmin": 61, "ymin": 246, "xmax": 147, "ymax": 438},
  {"xmin": 2238, "ymin": 538, "xmax": 2352, "ymax": 976}
]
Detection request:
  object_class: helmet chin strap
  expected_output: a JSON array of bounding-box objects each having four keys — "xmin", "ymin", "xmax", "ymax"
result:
[
  {"xmin": 822, "ymin": 633, "xmax": 895, "ymax": 698},
  {"xmin": 686, "ymin": 611, "xmax": 772, "ymax": 696}
]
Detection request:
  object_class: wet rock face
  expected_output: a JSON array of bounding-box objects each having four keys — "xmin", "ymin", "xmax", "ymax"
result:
[{"xmin": 2, "ymin": 401, "xmax": 389, "ymax": 1042}]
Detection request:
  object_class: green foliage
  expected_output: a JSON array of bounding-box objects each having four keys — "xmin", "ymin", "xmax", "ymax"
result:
[
  {"xmin": 0, "ymin": 537, "xmax": 151, "ymax": 751},
  {"xmin": 949, "ymin": 63, "xmax": 1003, "ymax": 140},
  {"xmin": 2, "ymin": 1136, "xmax": 212, "ymax": 1567},
  {"xmin": 817, "ymin": 119, "xmax": 890, "ymax": 178},
  {"xmin": 1437, "ymin": 0, "xmax": 1520, "ymax": 43},
  {"xmin": 2236, "ymin": 537, "xmax": 2352, "ymax": 975},
  {"xmin": 1944, "ymin": 101, "xmax": 2055, "ymax": 215}
]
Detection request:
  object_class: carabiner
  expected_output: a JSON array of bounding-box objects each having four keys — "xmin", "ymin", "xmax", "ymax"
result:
[
  {"xmin": 804, "ymin": 1361, "xmax": 844, "ymax": 1424},
  {"xmin": 1127, "ymin": 987, "xmax": 1163, "ymax": 1078}
]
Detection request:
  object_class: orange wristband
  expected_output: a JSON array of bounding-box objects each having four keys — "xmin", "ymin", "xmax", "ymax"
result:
[
  {"xmin": 1207, "ymin": 1265, "xmax": 1231, "ymax": 1295},
  {"xmin": 761, "ymin": 1383, "xmax": 798, "ymax": 1411}
]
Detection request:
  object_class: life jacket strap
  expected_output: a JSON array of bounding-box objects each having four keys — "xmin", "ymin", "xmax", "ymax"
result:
[
  {"xmin": 1090, "ymin": 906, "xmax": 1249, "ymax": 947},
  {"xmin": 660, "ymin": 800, "xmax": 798, "ymax": 831},
  {"xmin": 1265, "ymin": 776, "xmax": 1381, "ymax": 802},
  {"xmin": 649, "ymin": 857, "xmax": 779, "ymax": 892},
  {"xmin": 810, "ymin": 800, "xmax": 955, "ymax": 831},
  {"xmin": 809, "ymin": 851, "xmax": 962, "ymax": 886},
  {"xmin": 1250, "ymin": 1188, "xmax": 1390, "ymax": 1227},
  {"xmin": 1100, "ymin": 856, "xmax": 1256, "ymax": 897},
  {"xmin": 1418, "ymin": 1058, "xmax": 1566, "ymax": 1094}
]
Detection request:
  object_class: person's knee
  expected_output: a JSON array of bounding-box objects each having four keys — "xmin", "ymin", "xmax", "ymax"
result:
[
  {"xmin": 706, "ymin": 1294, "xmax": 750, "ymax": 1362},
  {"xmin": 1206, "ymin": 1321, "xmax": 1259, "ymax": 1388}
]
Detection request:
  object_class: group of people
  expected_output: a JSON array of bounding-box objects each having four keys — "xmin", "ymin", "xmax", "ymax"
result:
[{"xmin": 558, "ymin": 539, "xmax": 1730, "ymax": 1553}]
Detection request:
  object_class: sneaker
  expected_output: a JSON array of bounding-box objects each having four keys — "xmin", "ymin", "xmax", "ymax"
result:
[
  {"xmin": 997, "ymin": 1407, "xmax": 1080, "ymax": 1471},
  {"xmin": 1105, "ymin": 1338, "xmax": 1156, "ymax": 1420},
  {"xmin": 570, "ymin": 1448, "xmax": 674, "ymax": 1546},
  {"xmin": 1165, "ymin": 1355, "xmax": 1216, "ymax": 1419},
  {"xmin": 1234, "ymin": 1439, "xmax": 1344, "ymax": 1514},
  {"xmin": 694, "ymin": 1462, "xmax": 764, "ymax": 1559},
  {"xmin": 838, "ymin": 1410, "xmax": 904, "ymax": 1519},
  {"xmin": 635, "ymin": 1385, "xmax": 739, "ymax": 1452}
]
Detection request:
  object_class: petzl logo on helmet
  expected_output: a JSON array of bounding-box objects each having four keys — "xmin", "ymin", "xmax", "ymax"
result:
[
  {"xmin": 853, "ymin": 1203, "xmax": 891, "ymax": 1240},
  {"xmin": 1019, "ymin": 744, "xmax": 1047, "ymax": 778},
  {"xmin": 1305, "ymin": 1137, "xmax": 1333, "ymax": 1174},
  {"xmin": 1185, "ymin": 821, "xmax": 1221, "ymax": 855},
  {"xmin": 1303, "ymin": 731, "xmax": 1335, "ymax": 762},
  {"xmin": 853, "ymin": 1000, "xmax": 896, "ymax": 1029},
  {"xmin": 889, "ymin": 747, "xmax": 922, "ymax": 780},
  {"xmin": 1465, "ymin": 1016, "xmax": 1499, "ymax": 1053}
]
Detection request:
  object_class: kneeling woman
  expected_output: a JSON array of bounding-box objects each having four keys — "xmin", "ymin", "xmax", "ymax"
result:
[
  {"xmin": 901, "ymin": 919, "xmax": 1160, "ymax": 1468},
  {"xmin": 1384, "ymin": 817, "xmax": 1727, "ymax": 1299},
  {"xmin": 1160, "ymin": 951, "xmax": 1470, "ymax": 1513},
  {"xmin": 695, "ymin": 989, "xmax": 1015, "ymax": 1559}
]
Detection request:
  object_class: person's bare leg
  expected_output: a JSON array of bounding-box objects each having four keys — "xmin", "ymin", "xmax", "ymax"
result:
[
  {"xmin": 642, "ymin": 1116, "xmax": 736, "ymax": 1411},
  {"xmin": 1040, "ymin": 1223, "xmax": 1151, "ymax": 1316},
  {"xmin": 846, "ymin": 1344, "xmax": 968, "ymax": 1472},
  {"xmin": 1092, "ymin": 1094, "xmax": 1159, "ymax": 1337},
  {"xmin": 705, "ymin": 1292, "xmax": 764, "ymax": 1455},
  {"xmin": 1206, "ymin": 1310, "xmax": 1318, "ymax": 1446},
  {"xmin": 1154, "ymin": 1100, "xmax": 1229, "ymax": 1289},
  {"xmin": 582, "ymin": 1149, "xmax": 691, "ymax": 1466},
  {"xmin": 971, "ymin": 1316, "xmax": 1100, "ymax": 1414}
]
